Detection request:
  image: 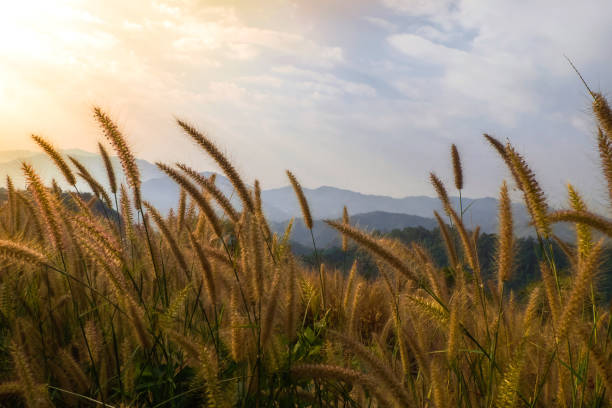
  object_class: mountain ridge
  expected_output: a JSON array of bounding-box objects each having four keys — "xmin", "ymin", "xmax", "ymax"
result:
[{"xmin": 0, "ymin": 149, "xmax": 555, "ymax": 242}]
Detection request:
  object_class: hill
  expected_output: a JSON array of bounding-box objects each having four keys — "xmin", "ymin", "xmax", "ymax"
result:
[{"xmin": 0, "ymin": 149, "xmax": 569, "ymax": 240}]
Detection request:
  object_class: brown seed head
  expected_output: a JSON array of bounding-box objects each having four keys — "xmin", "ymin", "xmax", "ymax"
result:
[
  {"xmin": 93, "ymin": 107, "xmax": 141, "ymax": 208},
  {"xmin": 176, "ymin": 119, "xmax": 254, "ymax": 212},
  {"xmin": 451, "ymin": 144, "xmax": 463, "ymax": 190},
  {"xmin": 31, "ymin": 134, "xmax": 76, "ymax": 186},
  {"xmin": 0, "ymin": 240, "xmax": 46, "ymax": 266},
  {"xmin": 157, "ymin": 162, "xmax": 223, "ymax": 239},
  {"xmin": 497, "ymin": 180, "xmax": 514, "ymax": 288},
  {"xmin": 505, "ymin": 143, "xmax": 550, "ymax": 237},
  {"xmin": 286, "ymin": 170, "xmax": 313, "ymax": 230},
  {"xmin": 593, "ymin": 92, "xmax": 612, "ymax": 140},
  {"xmin": 430, "ymin": 172, "xmax": 452, "ymax": 216},
  {"xmin": 176, "ymin": 162, "xmax": 239, "ymax": 222},
  {"xmin": 98, "ymin": 142, "xmax": 117, "ymax": 194},
  {"xmin": 597, "ymin": 128, "xmax": 612, "ymax": 208},
  {"xmin": 22, "ymin": 162, "xmax": 63, "ymax": 251}
]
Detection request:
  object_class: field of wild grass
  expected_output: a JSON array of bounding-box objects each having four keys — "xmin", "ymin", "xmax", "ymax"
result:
[{"xmin": 1, "ymin": 89, "xmax": 612, "ymax": 407}]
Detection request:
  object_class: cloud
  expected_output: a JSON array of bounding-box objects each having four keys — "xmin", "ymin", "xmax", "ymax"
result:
[
  {"xmin": 388, "ymin": 33, "xmax": 537, "ymax": 124},
  {"xmin": 382, "ymin": 0, "xmax": 454, "ymax": 16},
  {"xmin": 273, "ymin": 66, "xmax": 376, "ymax": 97},
  {"xmin": 161, "ymin": 7, "xmax": 344, "ymax": 67},
  {"xmin": 3, "ymin": 0, "xmax": 612, "ymax": 205},
  {"xmin": 363, "ymin": 16, "xmax": 398, "ymax": 32},
  {"xmin": 388, "ymin": 33, "xmax": 466, "ymax": 64}
]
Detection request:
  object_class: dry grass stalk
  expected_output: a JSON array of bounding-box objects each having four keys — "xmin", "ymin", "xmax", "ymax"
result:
[
  {"xmin": 285, "ymin": 259, "xmax": 298, "ymax": 341},
  {"xmin": 596, "ymin": 128, "xmax": 612, "ymax": 208},
  {"xmin": 11, "ymin": 340, "xmax": 51, "ymax": 407},
  {"xmin": 504, "ymin": 143, "xmax": 550, "ymax": 236},
  {"xmin": 483, "ymin": 133, "xmax": 524, "ymax": 191},
  {"xmin": 341, "ymin": 205, "xmax": 349, "ymax": 252},
  {"xmin": 581, "ymin": 329, "xmax": 612, "ymax": 404},
  {"xmin": 1, "ymin": 82, "xmax": 612, "ymax": 407},
  {"xmin": 348, "ymin": 281, "xmax": 364, "ymax": 335},
  {"xmin": 557, "ymin": 240, "xmax": 603, "ymax": 339},
  {"xmin": 176, "ymin": 119, "xmax": 254, "ymax": 212},
  {"xmin": 127, "ymin": 298, "xmax": 152, "ymax": 350},
  {"xmin": 495, "ymin": 353, "xmax": 526, "ymax": 408},
  {"xmin": 0, "ymin": 240, "xmax": 46, "ymax": 266},
  {"xmin": 16, "ymin": 192, "xmax": 44, "ymax": 243},
  {"xmin": 342, "ymin": 260, "xmax": 357, "ymax": 313},
  {"xmin": 250, "ymin": 216, "xmax": 264, "ymax": 301},
  {"xmin": 290, "ymin": 364, "xmax": 400, "ymax": 408},
  {"xmin": 188, "ymin": 232, "xmax": 216, "ymax": 305},
  {"xmin": 176, "ymin": 162, "xmax": 239, "ymax": 222},
  {"xmin": 548, "ymin": 209, "xmax": 612, "ymax": 237},
  {"xmin": 325, "ymin": 220, "xmax": 418, "ymax": 283},
  {"xmin": 93, "ymin": 107, "xmax": 141, "ymax": 208},
  {"xmin": 497, "ymin": 180, "xmax": 514, "ymax": 292},
  {"xmin": 31, "ymin": 134, "xmax": 76, "ymax": 186},
  {"xmin": 68, "ymin": 156, "xmax": 112, "ymax": 208},
  {"xmin": 434, "ymin": 210, "xmax": 458, "ymax": 269},
  {"xmin": 448, "ymin": 205, "xmax": 480, "ymax": 276},
  {"xmin": 286, "ymin": 170, "xmax": 313, "ymax": 230},
  {"xmin": 253, "ymin": 180, "xmax": 272, "ymax": 242},
  {"xmin": 451, "ymin": 144, "xmax": 463, "ymax": 190},
  {"xmin": 156, "ymin": 163, "xmax": 223, "ymax": 239},
  {"xmin": 177, "ymin": 187, "xmax": 186, "ymax": 232},
  {"xmin": 261, "ymin": 271, "xmax": 281, "ymax": 348},
  {"xmin": 119, "ymin": 184, "xmax": 135, "ymax": 241},
  {"xmin": 144, "ymin": 201, "xmax": 190, "ymax": 279},
  {"xmin": 567, "ymin": 184, "xmax": 592, "ymax": 258},
  {"xmin": 430, "ymin": 172, "xmax": 452, "ymax": 216},
  {"xmin": 22, "ymin": 163, "xmax": 63, "ymax": 251},
  {"xmin": 328, "ymin": 329, "xmax": 412, "ymax": 406},
  {"xmin": 98, "ymin": 142, "xmax": 117, "ymax": 194},
  {"xmin": 447, "ymin": 292, "xmax": 461, "ymax": 362},
  {"xmin": 593, "ymin": 92, "xmax": 612, "ymax": 140},
  {"xmin": 6, "ymin": 176, "xmax": 17, "ymax": 231},
  {"xmin": 540, "ymin": 262, "xmax": 561, "ymax": 326}
]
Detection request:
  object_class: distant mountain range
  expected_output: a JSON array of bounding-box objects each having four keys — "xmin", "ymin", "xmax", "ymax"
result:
[
  {"xmin": 1, "ymin": 149, "xmax": 572, "ymax": 246},
  {"xmin": 0, "ymin": 149, "xmax": 163, "ymax": 191},
  {"xmin": 268, "ymin": 212, "xmax": 438, "ymax": 248}
]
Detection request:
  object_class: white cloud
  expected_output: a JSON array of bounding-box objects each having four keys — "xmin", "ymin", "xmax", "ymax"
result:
[
  {"xmin": 388, "ymin": 33, "xmax": 537, "ymax": 124},
  {"xmin": 382, "ymin": 0, "xmax": 454, "ymax": 16},
  {"xmin": 3, "ymin": 0, "xmax": 612, "ymax": 202},
  {"xmin": 273, "ymin": 66, "xmax": 376, "ymax": 97},
  {"xmin": 388, "ymin": 33, "xmax": 466, "ymax": 64},
  {"xmin": 363, "ymin": 16, "xmax": 397, "ymax": 32},
  {"xmin": 414, "ymin": 26, "xmax": 451, "ymax": 42},
  {"xmin": 208, "ymin": 81, "xmax": 248, "ymax": 102}
]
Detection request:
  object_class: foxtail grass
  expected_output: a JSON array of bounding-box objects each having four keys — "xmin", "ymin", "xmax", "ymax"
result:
[
  {"xmin": 176, "ymin": 119, "xmax": 254, "ymax": 213},
  {"xmin": 31, "ymin": 135, "xmax": 76, "ymax": 187},
  {"xmin": 0, "ymin": 81, "xmax": 611, "ymax": 407}
]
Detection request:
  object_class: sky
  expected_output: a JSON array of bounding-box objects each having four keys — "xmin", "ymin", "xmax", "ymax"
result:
[{"xmin": 1, "ymin": 0, "xmax": 612, "ymax": 208}]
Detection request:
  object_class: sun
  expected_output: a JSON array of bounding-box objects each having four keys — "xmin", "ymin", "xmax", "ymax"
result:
[{"xmin": 0, "ymin": 1, "xmax": 61, "ymax": 54}]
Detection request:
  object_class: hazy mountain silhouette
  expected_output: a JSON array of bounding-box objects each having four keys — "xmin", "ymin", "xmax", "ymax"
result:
[
  {"xmin": 0, "ymin": 149, "xmax": 163, "ymax": 191},
  {"xmin": 269, "ymin": 212, "xmax": 438, "ymax": 248},
  {"xmin": 1, "ymin": 149, "xmax": 570, "ymax": 244}
]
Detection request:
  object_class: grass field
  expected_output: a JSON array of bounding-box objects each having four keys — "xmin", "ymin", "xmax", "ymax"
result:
[{"xmin": 0, "ymin": 90, "xmax": 612, "ymax": 407}]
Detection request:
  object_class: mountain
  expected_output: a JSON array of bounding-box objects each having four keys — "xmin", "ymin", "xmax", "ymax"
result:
[
  {"xmin": 269, "ymin": 211, "xmax": 438, "ymax": 248},
  {"xmin": 0, "ymin": 150, "xmax": 39, "ymax": 163},
  {"xmin": 0, "ymin": 149, "xmax": 163, "ymax": 191},
  {"xmin": 140, "ymin": 172, "xmax": 300, "ymax": 223},
  {"xmin": 261, "ymin": 185, "xmax": 536, "ymax": 235},
  {"xmin": 0, "ymin": 149, "xmax": 570, "ymax": 242}
]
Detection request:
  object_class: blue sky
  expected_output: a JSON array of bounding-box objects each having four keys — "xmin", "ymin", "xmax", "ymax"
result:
[{"xmin": 1, "ymin": 0, "xmax": 612, "ymax": 208}]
